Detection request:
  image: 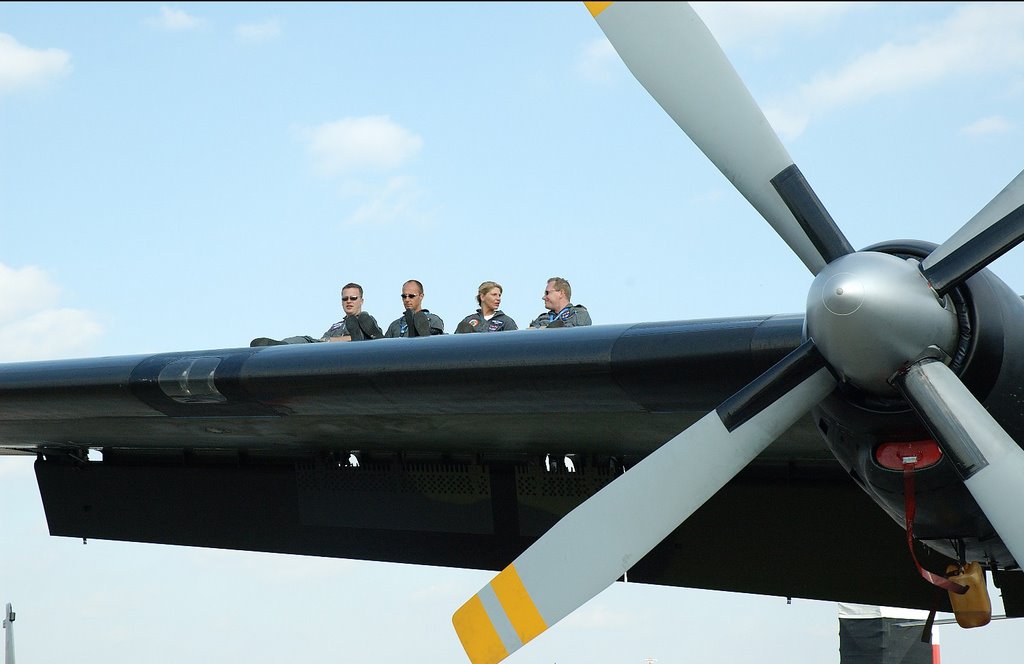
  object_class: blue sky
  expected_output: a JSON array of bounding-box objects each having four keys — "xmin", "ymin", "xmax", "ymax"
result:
[{"xmin": 2, "ymin": 2, "xmax": 1024, "ymax": 661}]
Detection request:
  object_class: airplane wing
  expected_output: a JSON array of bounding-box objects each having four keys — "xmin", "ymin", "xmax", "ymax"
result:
[{"xmin": 0, "ymin": 316, "xmax": 954, "ymax": 611}]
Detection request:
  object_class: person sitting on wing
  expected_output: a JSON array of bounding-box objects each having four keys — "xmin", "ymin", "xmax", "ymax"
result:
[
  {"xmin": 528, "ymin": 276, "xmax": 591, "ymax": 329},
  {"xmin": 321, "ymin": 282, "xmax": 383, "ymax": 342},
  {"xmin": 384, "ymin": 279, "xmax": 444, "ymax": 337},
  {"xmin": 455, "ymin": 280, "xmax": 518, "ymax": 333}
]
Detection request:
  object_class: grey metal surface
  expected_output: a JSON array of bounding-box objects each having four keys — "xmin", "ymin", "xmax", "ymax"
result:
[
  {"xmin": 899, "ymin": 359, "xmax": 1024, "ymax": 567},
  {"xmin": 590, "ymin": 2, "xmax": 825, "ymax": 274},
  {"xmin": 806, "ymin": 252, "xmax": 958, "ymax": 396},
  {"xmin": 0, "ymin": 316, "xmax": 830, "ymax": 463},
  {"xmin": 922, "ymin": 168, "xmax": 1024, "ymax": 281}
]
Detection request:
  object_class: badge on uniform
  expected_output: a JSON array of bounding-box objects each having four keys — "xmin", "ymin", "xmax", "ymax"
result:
[{"xmin": 488, "ymin": 320, "xmax": 505, "ymax": 331}]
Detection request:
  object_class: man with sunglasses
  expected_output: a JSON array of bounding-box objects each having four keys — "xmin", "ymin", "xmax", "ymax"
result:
[
  {"xmin": 528, "ymin": 276, "xmax": 592, "ymax": 329},
  {"xmin": 384, "ymin": 279, "xmax": 445, "ymax": 338},
  {"xmin": 322, "ymin": 282, "xmax": 383, "ymax": 342}
]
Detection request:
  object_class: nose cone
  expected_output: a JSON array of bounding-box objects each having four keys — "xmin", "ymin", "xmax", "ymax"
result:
[
  {"xmin": 806, "ymin": 252, "xmax": 959, "ymax": 396},
  {"xmin": 821, "ymin": 273, "xmax": 865, "ymax": 316}
]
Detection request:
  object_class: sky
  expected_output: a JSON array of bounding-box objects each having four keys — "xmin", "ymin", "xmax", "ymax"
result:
[{"xmin": 1, "ymin": 1, "xmax": 1024, "ymax": 661}]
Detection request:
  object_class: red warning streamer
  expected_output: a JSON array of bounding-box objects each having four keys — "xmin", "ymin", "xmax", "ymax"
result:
[{"xmin": 902, "ymin": 459, "xmax": 968, "ymax": 595}]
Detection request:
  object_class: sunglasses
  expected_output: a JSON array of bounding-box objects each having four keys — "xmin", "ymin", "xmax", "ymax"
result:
[
  {"xmin": 401, "ymin": 294, "xmax": 420, "ymax": 300},
  {"xmin": 341, "ymin": 296, "xmax": 360, "ymax": 302}
]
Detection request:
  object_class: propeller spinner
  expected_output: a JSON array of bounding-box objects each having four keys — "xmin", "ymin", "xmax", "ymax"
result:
[
  {"xmin": 454, "ymin": 3, "xmax": 1024, "ymax": 662},
  {"xmin": 807, "ymin": 251, "xmax": 958, "ymax": 396}
]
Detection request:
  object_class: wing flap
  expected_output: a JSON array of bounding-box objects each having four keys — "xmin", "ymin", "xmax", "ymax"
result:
[{"xmin": 35, "ymin": 451, "xmax": 951, "ymax": 611}]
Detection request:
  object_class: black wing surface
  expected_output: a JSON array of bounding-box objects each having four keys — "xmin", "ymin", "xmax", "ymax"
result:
[{"xmin": 0, "ymin": 319, "xmax": 953, "ymax": 610}]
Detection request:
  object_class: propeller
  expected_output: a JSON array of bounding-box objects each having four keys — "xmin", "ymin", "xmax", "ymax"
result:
[
  {"xmin": 453, "ymin": 342, "xmax": 836, "ymax": 664},
  {"xmin": 453, "ymin": 3, "xmax": 1024, "ymax": 662},
  {"xmin": 919, "ymin": 169, "xmax": 1024, "ymax": 295},
  {"xmin": 580, "ymin": 2, "xmax": 853, "ymax": 273},
  {"xmin": 893, "ymin": 357, "xmax": 1024, "ymax": 565}
]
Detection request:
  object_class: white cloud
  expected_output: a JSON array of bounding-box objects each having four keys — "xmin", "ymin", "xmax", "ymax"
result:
[
  {"xmin": 694, "ymin": 2, "xmax": 859, "ymax": 47},
  {"xmin": 235, "ymin": 19, "xmax": 281, "ymax": 43},
  {"xmin": 146, "ymin": 6, "xmax": 204, "ymax": 32},
  {"xmin": 297, "ymin": 116, "xmax": 428, "ymax": 226},
  {"xmin": 961, "ymin": 115, "xmax": 1015, "ymax": 137},
  {"xmin": 762, "ymin": 105, "xmax": 812, "ymax": 143},
  {"xmin": 0, "ymin": 263, "xmax": 102, "ymax": 361},
  {"xmin": 767, "ymin": 3, "xmax": 1024, "ymax": 139},
  {"xmin": 343, "ymin": 176, "xmax": 426, "ymax": 226},
  {"xmin": 0, "ymin": 33, "xmax": 71, "ymax": 94},
  {"xmin": 0, "ymin": 308, "xmax": 102, "ymax": 361},
  {"xmin": 299, "ymin": 115, "xmax": 423, "ymax": 176},
  {"xmin": 577, "ymin": 37, "xmax": 620, "ymax": 83},
  {"xmin": 0, "ymin": 264, "xmax": 59, "ymax": 324}
]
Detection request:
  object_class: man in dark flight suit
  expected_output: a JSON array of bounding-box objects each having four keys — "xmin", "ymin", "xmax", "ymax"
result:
[
  {"xmin": 528, "ymin": 276, "xmax": 592, "ymax": 329},
  {"xmin": 321, "ymin": 282, "xmax": 383, "ymax": 342},
  {"xmin": 384, "ymin": 279, "xmax": 444, "ymax": 338}
]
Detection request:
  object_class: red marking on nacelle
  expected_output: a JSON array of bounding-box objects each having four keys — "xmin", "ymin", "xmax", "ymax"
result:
[{"xmin": 875, "ymin": 440, "xmax": 943, "ymax": 470}]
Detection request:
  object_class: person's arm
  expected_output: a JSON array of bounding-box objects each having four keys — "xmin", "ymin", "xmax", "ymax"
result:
[{"xmin": 321, "ymin": 320, "xmax": 352, "ymax": 342}]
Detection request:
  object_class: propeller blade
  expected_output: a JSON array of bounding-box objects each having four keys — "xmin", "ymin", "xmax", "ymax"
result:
[
  {"xmin": 920, "ymin": 168, "xmax": 1024, "ymax": 295},
  {"xmin": 453, "ymin": 341, "xmax": 836, "ymax": 664},
  {"xmin": 586, "ymin": 2, "xmax": 853, "ymax": 273},
  {"xmin": 894, "ymin": 357, "xmax": 1024, "ymax": 565}
]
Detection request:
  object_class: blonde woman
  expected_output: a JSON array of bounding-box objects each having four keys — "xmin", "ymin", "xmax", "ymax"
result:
[{"xmin": 455, "ymin": 281, "xmax": 518, "ymax": 333}]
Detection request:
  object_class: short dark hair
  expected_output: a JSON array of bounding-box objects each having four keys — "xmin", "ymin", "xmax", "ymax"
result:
[
  {"xmin": 404, "ymin": 279, "xmax": 424, "ymax": 295},
  {"xmin": 547, "ymin": 276, "xmax": 571, "ymax": 300},
  {"xmin": 342, "ymin": 283, "xmax": 364, "ymax": 297}
]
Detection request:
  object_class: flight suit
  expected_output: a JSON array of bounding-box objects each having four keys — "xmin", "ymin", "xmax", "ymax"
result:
[
  {"xmin": 456, "ymin": 310, "xmax": 518, "ymax": 333},
  {"xmin": 385, "ymin": 309, "xmax": 445, "ymax": 337},
  {"xmin": 528, "ymin": 304, "xmax": 592, "ymax": 328},
  {"xmin": 322, "ymin": 312, "xmax": 383, "ymax": 341}
]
